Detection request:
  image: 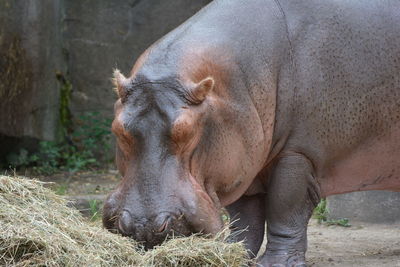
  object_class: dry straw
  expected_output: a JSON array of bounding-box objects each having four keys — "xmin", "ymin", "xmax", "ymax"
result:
[{"xmin": 0, "ymin": 175, "xmax": 250, "ymax": 267}]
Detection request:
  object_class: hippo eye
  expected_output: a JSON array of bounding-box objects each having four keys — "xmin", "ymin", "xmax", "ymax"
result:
[
  {"xmin": 172, "ymin": 122, "xmax": 190, "ymax": 142},
  {"xmin": 171, "ymin": 116, "xmax": 194, "ymax": 145}
]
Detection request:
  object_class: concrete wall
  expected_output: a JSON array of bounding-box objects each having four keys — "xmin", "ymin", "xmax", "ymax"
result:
[
  {"xmin": 328, "ymin": 191, "xmax": 400, "ymax": 224},
  {"xmin": 0, "ymin": 0, "xmax": 64, "ymax": 141},
  {"xmin": 0, "ymin": 0, "xmax": 65, "ymax": 162},
  {"xmin": 0, "ymin": 0, "xmax": 211, "ymax": 159},
  {"xmin": 63, "ymin": 0, "xmax": 211, "ymax": 118}
]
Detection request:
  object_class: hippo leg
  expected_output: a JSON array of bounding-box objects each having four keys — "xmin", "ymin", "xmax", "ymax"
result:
[
  {"xmin": 226, "ymin": 194, "xmax": 266, "ymax": 257},
  {"xmin": 258, "ymin": 154, "xmax": 320, "ymax": 267}
]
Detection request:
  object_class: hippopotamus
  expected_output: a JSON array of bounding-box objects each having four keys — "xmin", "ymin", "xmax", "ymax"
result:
[{"xmin": 103, "ymin": 0, "xmax": 400, "ymax": 265}]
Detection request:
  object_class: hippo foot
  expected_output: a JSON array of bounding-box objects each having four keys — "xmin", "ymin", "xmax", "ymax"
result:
[{"xmin": 256, "ymin": 251, "xmax": 306, "ymax": 267}]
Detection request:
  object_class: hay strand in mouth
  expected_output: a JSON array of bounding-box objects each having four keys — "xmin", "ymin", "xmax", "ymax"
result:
[{"xmin": 0, "ymin": 175, "xmax": 250, "ymax": 266}]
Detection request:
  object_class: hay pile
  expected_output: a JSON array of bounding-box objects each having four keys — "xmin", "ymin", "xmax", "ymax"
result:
[{"xmin": 0, "ymin": 175, "xmax": 250, "ymax": 266}]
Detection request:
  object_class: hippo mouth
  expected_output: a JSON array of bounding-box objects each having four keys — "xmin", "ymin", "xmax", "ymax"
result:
[
  {"xmin": 134, "ymin": 213, "xmax": 195, "ymax": 250},
  {"xmin": 104, "ymin": 205, "xmax": 196, "ymax": 249},
  {"xmin": 102, "ymin": 173, "xmax": 224, "ymax": 249}
]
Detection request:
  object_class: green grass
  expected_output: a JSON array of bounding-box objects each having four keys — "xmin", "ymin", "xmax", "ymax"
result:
[
  {"xmin": 55, "ymin": 184, "xmax": 68, "ymax": 195},
  {"xmin": 89, "ymin": 199, "xmax": 100, "ymax": 222},
  {"xmin": 325, "ymin": 218, "xmax": 351, "ymax": 227}
]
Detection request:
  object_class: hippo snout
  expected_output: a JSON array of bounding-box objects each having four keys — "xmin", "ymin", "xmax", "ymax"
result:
[
  {"xmin": 118, "ymin": 210, "xmax": 172, "ymax": 235},
  {"xmin": 113, "ymin": 209, "xmax": 192, "ymax": 249},
  {"xmin": 103, "ymin": 171, "xmax": 223, "ymax": 248}
]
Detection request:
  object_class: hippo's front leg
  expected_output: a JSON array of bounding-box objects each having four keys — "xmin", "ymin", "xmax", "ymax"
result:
[
  {"xmin": 226, "ymin": 194, "xmax": 266, "ymax": 258},
  {"xmin": 259, "ymin": 154, "xmax": 320, "ymax": 267}
]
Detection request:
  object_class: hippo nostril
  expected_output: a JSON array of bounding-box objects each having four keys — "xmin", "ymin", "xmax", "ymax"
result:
[
  {"xmin": 157, "ymin": 217, "xmax": 171, "ymax": 233},
  {"xmin": 118, "ymin": 210, "xmax": 134, "ymax": 235},
  {"xmin": 154, "ymin": 214, "xmax": 173, "ymax": 233}
]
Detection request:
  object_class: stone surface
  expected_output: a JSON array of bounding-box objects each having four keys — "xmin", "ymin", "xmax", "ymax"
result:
[
  {"xmin": 63, "ymin": 0, "xmax": 212, "ymax": 119},
  {"xmin": 0, "ymin": 0, "xmax": 211, "ymax": 160},
  {"xmin": 0, "ymin": 0, "xmax": 65, "ymax": 141},
  {"xmin": 328, "ymin": 191, "xmax": 400, "ymax": 224}
]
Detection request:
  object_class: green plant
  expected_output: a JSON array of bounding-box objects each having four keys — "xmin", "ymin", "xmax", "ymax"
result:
[
  {"xmin": 313, "ymin": 199, "xmax": 328, "ymax": 223},
  {"xmin": 6, "ymin": 145, "xmax": 60, "ymax": 175},
  {"xmin": 325, "ymin": 218, "xmax": 351, "ymax": 227},
  {"xmin": 60, "ymin": 145, "xmax": 96, "ymax": 173},
  {"xmin": 89, "ymin": 199, "xmax": 100, "ymax": 221},
  {"xmin": 56, "ymin": 72, "xmax": 73, "ymax": 137},
  {"xmin": 6, "ymin": 149, "xmax": 32, "ymax": 169},
  {"xmin": 31, "ymin": 141, "xmax": 61, "ymax": 175},
  {"xmin": 5, "ymin": 112, "xmax": 112, "ymax": 174},
  {"xmin": 55, "ymin": 184, "xmax": 68, "ymax": 195},
  {"xmin": 313, "ymin": 199, "xmax": 351, "ymax": 227},
  {"xmin": 72, "ymin": 112, "xmax": 112, "ymax": 163}
]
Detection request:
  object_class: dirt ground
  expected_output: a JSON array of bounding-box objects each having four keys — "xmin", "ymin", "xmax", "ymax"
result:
[
  {"xmin": 306, "ymin": 220, "xmax": 400, "ymax": 267},
  {"xmin": 28, "ymin": 171, "xmax": 400, "ymax": 266}
]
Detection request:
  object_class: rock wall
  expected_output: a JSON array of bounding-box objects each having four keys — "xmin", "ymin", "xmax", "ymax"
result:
[
  {"xmin": 64, "ymin": 0, "xmax": 211, "ymax": 118},
  {"xmin": 0, "ymin": 0, "xmax": 211, "ymax": 159},
  {"xmin": 0, "ymin": 0, "xmax": 65, "ymax": 162},
  {"xmin": 0, "ymin": 0, "xmax": 64, "ymax": 141}
]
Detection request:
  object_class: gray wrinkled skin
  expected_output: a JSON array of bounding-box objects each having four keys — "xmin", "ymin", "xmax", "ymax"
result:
[{"xmin": 103, "ymin": 0, "xmax": 400, "ymax": 266}]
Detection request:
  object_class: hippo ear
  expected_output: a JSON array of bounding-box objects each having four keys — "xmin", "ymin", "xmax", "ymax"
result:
[
  {"xmin": 188, "ymin": 77, "xmax": 215, "ymax": 104},
  {"xmin": 112, "ymin": 69, "xmax": 130, "ymax": 99}
]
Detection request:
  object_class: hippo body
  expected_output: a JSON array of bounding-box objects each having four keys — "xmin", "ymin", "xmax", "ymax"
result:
[{"xmin": 103, "ymin": 0, "xmax": 400, "ymax": 266}]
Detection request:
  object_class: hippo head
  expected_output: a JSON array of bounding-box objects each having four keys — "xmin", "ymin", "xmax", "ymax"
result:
[{"xmin": 103, "ymin": 51, "xmax": 267, "ymax": 248}]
